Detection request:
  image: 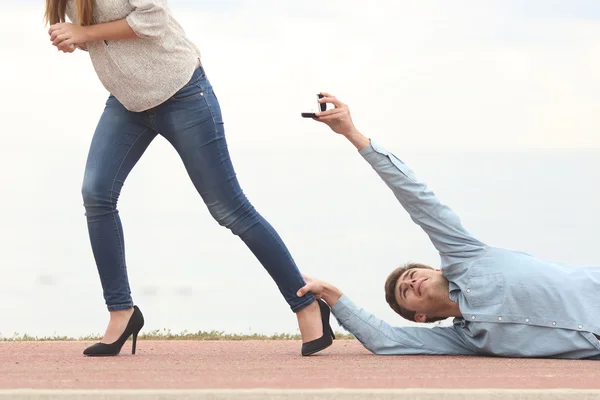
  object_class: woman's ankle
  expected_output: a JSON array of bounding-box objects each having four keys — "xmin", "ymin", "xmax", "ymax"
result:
[
  {"xmin": 296, "ymin": 300, "xmax": 323, "ymax": 343},
  {"xmin": 109, "ymin": 308, "xmax": 134, "ymax": 321}
]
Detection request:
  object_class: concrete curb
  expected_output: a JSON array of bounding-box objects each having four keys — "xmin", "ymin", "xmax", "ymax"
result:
[{"xmin": 1, "ymin": 389, "xmax": 600, "ymax": 400}]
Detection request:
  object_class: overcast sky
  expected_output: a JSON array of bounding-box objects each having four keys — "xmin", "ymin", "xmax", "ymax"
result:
[
  {"xmin": 1, "ymin": 1, "xmax": 599, "ymax": 337},
  {"xmin": 3, "ymin": 0, "xmax": 600, "ymax": 152}
]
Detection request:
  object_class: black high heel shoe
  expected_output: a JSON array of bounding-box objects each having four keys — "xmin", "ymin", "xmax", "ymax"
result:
[
  {"xmin": 301, "ymin": 299, "xmax": 335, "ymax": 356},
  {"xmin": 83, "ymin": 305, "xmax": 145, "ymax": 357}
]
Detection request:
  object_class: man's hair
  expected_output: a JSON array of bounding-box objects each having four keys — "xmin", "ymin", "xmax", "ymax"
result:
[{"xmin": 384, "ymin": 263, "xmax": 446, "ymax": 323}]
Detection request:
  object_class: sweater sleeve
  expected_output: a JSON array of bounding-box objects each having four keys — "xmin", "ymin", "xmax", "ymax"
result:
[{"xmin": 125, "ymin": 0, "xmax": 168, "ymax": 38}]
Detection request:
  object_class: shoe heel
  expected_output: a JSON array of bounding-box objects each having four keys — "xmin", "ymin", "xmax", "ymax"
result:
[
  {"xmin": 300, "ymin": 299, "xmax": 335, "ymax": 356},
  {"xmin": 132, "ymin": 332, "xmax": 138, "ymax": 355}
]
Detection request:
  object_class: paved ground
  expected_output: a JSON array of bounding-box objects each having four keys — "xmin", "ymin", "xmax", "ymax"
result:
[{"xmin": 1, "ymin": 340, "xmax": 599, "ymax": 399}]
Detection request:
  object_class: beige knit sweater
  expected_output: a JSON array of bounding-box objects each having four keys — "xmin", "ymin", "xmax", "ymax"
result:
[{"xmin": 66, "ymin": 0, "xmax": 201, "ymax": 112}]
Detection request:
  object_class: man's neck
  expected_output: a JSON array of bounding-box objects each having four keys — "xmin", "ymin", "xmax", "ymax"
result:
[{"xmin": 430, "ymin": 299, "xmax": 463, "ymax": 319}]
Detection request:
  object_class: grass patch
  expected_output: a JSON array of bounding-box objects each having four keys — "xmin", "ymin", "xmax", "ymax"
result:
[{"xmin": 1, "ymin": 329, "xmax": 355, "ymax": 341}]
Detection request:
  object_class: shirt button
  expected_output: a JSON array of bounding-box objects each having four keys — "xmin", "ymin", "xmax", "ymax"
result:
[
  {"xmin": 552, "ymin": 321, "xmax": 556, "ymax": 326},
  {"xmin": 498, "ymin": 316, "xmax": 503, "ymax": 321},
  {"xmin": 466, "ymin": 289, "xmax": 471, "ymax": 294},
  {"xmin": 471, "ymin": 316, "xmax": 476, "ymax": 320},
  {"xmin": 578, "ymin": 325, "xmax": 583, "ymax": 329},
  {"xmin": 525, "ymin": 318, "xmax": 530, "ymax": 323},
  {"xmin": 200, "ymin": 92, "xmax": 204, "ymax": 96}
]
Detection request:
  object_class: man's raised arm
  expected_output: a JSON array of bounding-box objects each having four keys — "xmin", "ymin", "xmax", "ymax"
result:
[{"xmin": 313, "ymin": 93, "xmax": 486, "ymax": 266}]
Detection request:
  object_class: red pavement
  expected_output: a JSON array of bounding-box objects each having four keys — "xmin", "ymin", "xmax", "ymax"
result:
[{"xmin": 0, "ymin": 341, "xmax": 599, "ymax": 389}]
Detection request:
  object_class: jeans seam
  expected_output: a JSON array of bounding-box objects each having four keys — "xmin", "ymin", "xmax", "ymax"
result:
[
  {"xmin": 292, "ymin": 293, "xmax": 316, "ymax": 313},
  {"xmin": 244, "ymin": 218, "xmax": 314, "ymax": 312},
  {"xmin": 107, "ymin": 127, "xmax": 150, "ymax": 303},
  {"xmin": 201, "ymin": 89, "xmax": 218, "ymax": 126},
  {"xmin": 107, "ymin": 302, "xmax": 134, "ymax": 311}
]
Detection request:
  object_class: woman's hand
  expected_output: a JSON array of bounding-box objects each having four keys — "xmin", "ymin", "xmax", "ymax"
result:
[
  {"xmin": 49, "ymin": 22, "xmax": 89, "ymax": 47},
  {"xmin": 56, "ymin": 41, "xmax": 76, "ymax": 53}
]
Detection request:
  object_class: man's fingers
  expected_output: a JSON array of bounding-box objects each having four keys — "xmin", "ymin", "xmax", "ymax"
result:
[
  {"xmin": 296, "ymin": 283, "xmax": 312, "ymax": 297},
  {"xmin": 319, "ymin": 96, "xmax": 344, "ymax": 108},
  {"xmin": 316, "ymin": 109, "xmax": 349, "ymax": 122},
  {"xmin": 319, "ymin": 91, "xmax": 334, "ymax": 98},
  {"xmin": 317, "ymin": 114, "xmax": 349, "ymax": 123},
  {"xmin": 318, "ymin": 93, "xmax": 345, "ymax": 108},
  {"xmin": 315, "ymin": 108, "xmax": 346, "ymax": 118}
]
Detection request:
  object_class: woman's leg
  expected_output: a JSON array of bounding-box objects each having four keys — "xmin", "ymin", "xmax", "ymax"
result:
[
  {"xmin": 155, "ymin": 66, "xmax": 323, "ymax": 340},
  {"xmin": 82, "ymin": 95, "xmax": 157, "ymax": 342}
]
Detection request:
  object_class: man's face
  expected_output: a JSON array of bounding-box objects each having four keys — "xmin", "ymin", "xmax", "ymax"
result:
[{"xmin": 394, "ymin": 267, "xmax": 449, "ymax": 321}]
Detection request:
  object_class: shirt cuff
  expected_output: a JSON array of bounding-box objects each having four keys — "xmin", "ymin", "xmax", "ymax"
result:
[
  {"xmin": 358, "ymin": 139, "xmax": 391, "ymax": 165},
  {"xmin": 331, "ymin": 294, "xmax": 359, "ymax": 325},
  {"xmin": 358, "ymin": 139, "xmax": 417, "ymax": 182}
]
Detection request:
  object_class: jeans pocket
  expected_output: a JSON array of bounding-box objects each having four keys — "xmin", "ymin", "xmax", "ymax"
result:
[{"xmin": 170, "ymin": 79, "xmax": 203, "ymax": 102}]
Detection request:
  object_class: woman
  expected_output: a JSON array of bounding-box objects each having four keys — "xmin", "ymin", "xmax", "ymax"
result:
[{"xmin": 44, "ymin": 0, "xmax": 334, "ymax": 357}]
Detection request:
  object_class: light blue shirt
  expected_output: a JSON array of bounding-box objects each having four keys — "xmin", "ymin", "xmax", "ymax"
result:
[{"xmin": 331, "ymin": 140, "xmax": 600, "ymax": 360}]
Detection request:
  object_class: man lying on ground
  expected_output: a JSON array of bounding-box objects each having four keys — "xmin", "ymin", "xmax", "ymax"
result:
[{"xmin": 297, "ymin": 92, "xmax": 600, "ymax": 360}]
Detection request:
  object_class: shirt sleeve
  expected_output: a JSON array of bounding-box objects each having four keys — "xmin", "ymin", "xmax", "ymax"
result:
[
  {"xmin": 359, "ymin": 140, "xmax": 486, "ymax": 265},
  {"xmin": 126, "ymin": 0, "xmax": 168, "ymax": 38},
  {"xmin": 332, "ymin": 295, "xmax": 474, "ymax": 355}
]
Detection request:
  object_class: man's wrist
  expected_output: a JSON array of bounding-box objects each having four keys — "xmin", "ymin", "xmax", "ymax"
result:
[
  {"xmin": 322, "ymin": 282, "xmax": 343, "ymax": 307},
  {"xmin": 343, "ymin": 129, "xmax": 370, "ymax": 151},
  {"xmin": 342, "ymin": 127, "xmax": 360, "ymax": 138}
]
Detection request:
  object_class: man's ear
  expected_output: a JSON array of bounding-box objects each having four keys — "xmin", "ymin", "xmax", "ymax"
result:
[
  {"xmin": 415, "ymin": 313, "xmax": 427, "ymax": 323},
  {"xmin": 435, "ymin": 269, "xmax": 442, "ymax": 274}
]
